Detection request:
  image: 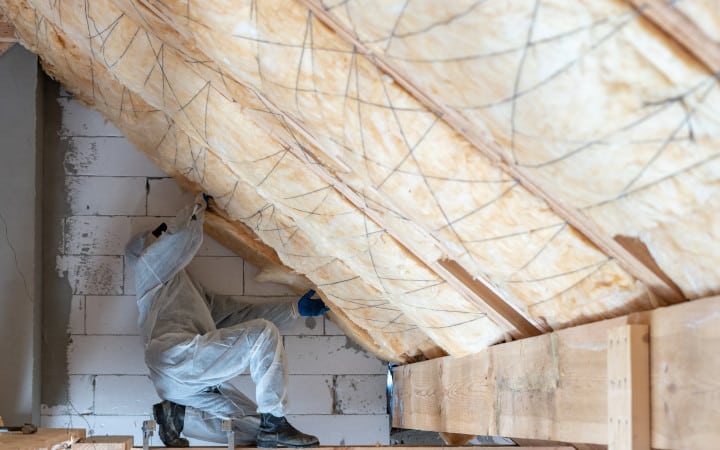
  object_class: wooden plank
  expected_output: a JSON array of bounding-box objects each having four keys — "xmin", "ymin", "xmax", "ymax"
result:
[
  {"xmin": 298, "ymin": 0, "xmax": 686, "ymax": 307},
  {"xmin": 513, "ymin": 439, "xmax": 607, "ymax": 450},
  {"xmin": 0, "ymin": 428, "xmax": 86, "ymax": 450},
  {"xmin": 607, "ymin": 326, "xmax": 650, "ymax": 450},
  {"xmin": 438, "ymin": 259, "xmax": 545, "ymax": 337},
  {"xmin": 75, "ymin": 435, "xmax": 133, "ymax": 450},
  {"xmin": 627, "ymin": 0, "xmax": 720, "ymax": 74},
  {"xmin": 391, "ymin": 296, "xmax": 720, "ymax": 449},
  {"xmin": 131, "ymin": 447, "xmax": 576, "ymax": 450}
]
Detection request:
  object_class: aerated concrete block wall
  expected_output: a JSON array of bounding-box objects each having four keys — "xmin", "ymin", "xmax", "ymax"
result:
[{"xmin": 39, "ymin": 82, "xmax": 389, "ymax": 445}]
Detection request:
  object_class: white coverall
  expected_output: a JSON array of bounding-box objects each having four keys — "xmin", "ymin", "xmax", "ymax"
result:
[{"xmin": 126, "ymin": 198, "xmax": 299, "ymax": 445}]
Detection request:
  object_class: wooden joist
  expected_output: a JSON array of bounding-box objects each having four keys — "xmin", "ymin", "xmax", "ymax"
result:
[
  {"xmin": 131, "ymin": 447, "xmax": 577, "ymax": 450},
  {"xmin": 391, "ymin": 296, "xmax": 720, "ymax": 450}
]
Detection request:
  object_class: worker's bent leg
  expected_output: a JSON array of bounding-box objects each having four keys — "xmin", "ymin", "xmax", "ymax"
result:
[
  {"xmin": 158, "ymin": 319, "xmax": 288, "ymax": 417},
  {"xmin": 210, "ymin": 297, "xmax": 298, "ymax": 330}
]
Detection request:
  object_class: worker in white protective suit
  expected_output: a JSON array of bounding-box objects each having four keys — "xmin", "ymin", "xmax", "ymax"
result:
[{"xmin": 126, "ymin": 195, "xmax": 328, "ymax": 448}]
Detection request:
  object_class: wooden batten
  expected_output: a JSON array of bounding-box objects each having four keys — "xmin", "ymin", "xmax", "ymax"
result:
[
  {"xmin": 607, "ymin": 325, "xmax": 650, "ymax": 450},
  {"xmin": 0, "ymin": 428, "xmax": 86, "ymax": 449},
  {"xmin": 75, "ymin": 435, "xmax": 134, "ymax": 450}
]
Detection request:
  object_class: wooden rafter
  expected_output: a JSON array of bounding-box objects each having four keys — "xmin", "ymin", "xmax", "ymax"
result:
[
  {"xmin": 298, "ymin": 0, "xmax": 686, "ymax": 308},
  {"xmin": 627, "ymin": 0, "xmax": 720, "ymax": 74},
  {"xmin": 391, "ymin": 295, "xmax": 720, "ymax": 450}
]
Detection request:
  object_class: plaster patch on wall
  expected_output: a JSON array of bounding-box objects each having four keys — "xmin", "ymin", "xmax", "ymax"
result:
[
  {"xmin": 56, "ymin": 255, "xmax": 124, "ymax": 296},
  {"xmin": 40, "ymin": 81, "xmax": 77, "ymax": 410},
  {"xmin": 40, "ymin": 374, "xmax": 95, "ymax": 415}
]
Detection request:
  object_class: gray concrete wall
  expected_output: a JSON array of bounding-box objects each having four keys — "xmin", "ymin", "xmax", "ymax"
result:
[{"xmin": 0, "ymin": 45, "xmax": 41, "ymax": 424}]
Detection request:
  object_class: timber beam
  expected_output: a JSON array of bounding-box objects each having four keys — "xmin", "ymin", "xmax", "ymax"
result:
[
  {"xmin": 391, "ymin": 296, "xmax": 720, "ymax": 450},
  {"xmin": 132, "ymin": 447, "xmax": 577, "ymax": 450}
]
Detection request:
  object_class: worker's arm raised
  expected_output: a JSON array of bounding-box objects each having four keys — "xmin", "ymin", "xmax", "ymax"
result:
[{"xmin": 126, "ymin": 195, "xmax": 207, "ymax": 299}]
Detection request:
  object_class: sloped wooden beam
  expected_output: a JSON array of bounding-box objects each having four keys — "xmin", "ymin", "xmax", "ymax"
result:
[
  {"xmin": 627, "ymin": 0, "xmax": 720, "ymax": 74},
  {"xmin": 0, "ymin": 428, "xmax": 86, "ymax": 449},
  {"xmin": 391, "ymin": 296, "xmax": 720, "ymax": 450},
  {"xmin": 298, "ymin": 0, "xmax": 685, "ymax": 307}
]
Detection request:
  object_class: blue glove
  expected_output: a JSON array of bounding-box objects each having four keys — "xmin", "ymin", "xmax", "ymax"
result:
[
  {"xmin": 298, "ymin": 290, "xmax": 330, "ymax": 316},
  {"xmin": 202, "ymin": 193, "xmax": 212, "ymax": 207}
]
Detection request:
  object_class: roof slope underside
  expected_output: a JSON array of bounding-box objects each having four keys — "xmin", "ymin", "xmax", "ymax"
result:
[{"xmin": 2, "ymin": 0, "xmax": 715, "ymax": 360}]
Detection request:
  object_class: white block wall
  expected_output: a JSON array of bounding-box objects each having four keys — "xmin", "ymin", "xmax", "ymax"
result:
[{"xmin": 41, "ymin": 95, "xmax": 390, "ymax": 446}]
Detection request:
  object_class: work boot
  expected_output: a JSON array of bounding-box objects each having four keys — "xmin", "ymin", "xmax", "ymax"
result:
[
  {"xmin": 153, "ymin": 400, "xmax": 189, "ymax": 447},
  {"xmin": 256, "ymin": 413, "xmax": 319, "ymax": 448}
]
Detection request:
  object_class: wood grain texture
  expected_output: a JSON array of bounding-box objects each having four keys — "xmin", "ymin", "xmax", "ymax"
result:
[
  {"xmin": 0, "ymin": 428, "xmax": 86, "ymax": 450},
  {"xmin": 75, "ymin": 435, "xmax": 133, "ymax": 450},
  {"xmin": 607, "ymin": 325, "xmax": 650, "ymax": 450},
  {"xmin": 130, "ymin": 447, "xmax": 576, "ymax": 450},
  {"xmin": 392, "ymin": 296, "xmax": 720, "ymax": 449}
]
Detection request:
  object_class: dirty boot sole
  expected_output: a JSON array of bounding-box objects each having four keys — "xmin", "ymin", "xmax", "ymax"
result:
[
  {"xmin": 153, "ymin": 402, "xmax": 189, "ymax": 448},
  {"xmin": 256, "ymin": 438, "xmax": 320, "ymax": 448}
]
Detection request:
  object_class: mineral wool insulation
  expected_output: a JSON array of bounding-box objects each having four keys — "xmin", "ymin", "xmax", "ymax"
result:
[{"xmin": 2, "ymin": 0, "xmax": 717, "ymax": 361}]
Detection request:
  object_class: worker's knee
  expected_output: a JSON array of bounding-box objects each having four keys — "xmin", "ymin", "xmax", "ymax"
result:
[
  {"xmin": 248, "ymin": 319, "xmax": 281, "ymax": 349},
  {"xmin": 255, "ymin": 318, "xmax": 280, "ymax": 335}
]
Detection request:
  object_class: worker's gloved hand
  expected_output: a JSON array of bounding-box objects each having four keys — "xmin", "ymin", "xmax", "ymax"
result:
[
  {"xmin": 298, "ymin": 289, "xmax": 330, "ymax": 316},
  {"xmin": 202, "ymin": 193, "xmax": 212, "ymax": 207}
]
